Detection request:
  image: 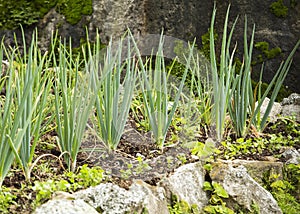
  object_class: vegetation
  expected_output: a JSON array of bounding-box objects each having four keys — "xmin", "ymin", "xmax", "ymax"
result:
[
  {"xmin": 269, "ymin": 0, "xmax": 289, "ymax": 18},
  {"xmin": 0, "ymin": 4, "xmax": 299, "ymax": 213},
  {"xmin": 0, "ymin": 0, "xmax": 93, "ymax": 29}
]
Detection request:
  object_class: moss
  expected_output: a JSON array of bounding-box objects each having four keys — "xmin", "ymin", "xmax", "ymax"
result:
[
  {"xmin": 0, "ymin": 0, "xmax": 92, "ymax": 30},
  {"xmin": 57, "ymin": 0, "xmax": 93, "ymax": 25},
  {"xmin": 251, "ymin": 80, "xmax": 292, "ymax": 102},
  {"xmin": 269, "ymin": 0, "xmax": 288, "ymax": 18},
  {"xmin": 0, "ymin": 1, "xmax": 40, "ymax": 29},
  {"xmin": 200, "ymin": 28, "xmax": 218, "ymax": 59},
  {"xmin": 266, "ymin": 47, "xmax": 282, "ymax": 59},
  {"xmin": 254, "ymin": 41, "xmax": 282, "ymax": 61}
]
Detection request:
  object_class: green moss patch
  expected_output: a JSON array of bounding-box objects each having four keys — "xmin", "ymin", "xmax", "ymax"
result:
[
  {"xmin": 270, "ymin": 0, "xmax": 288, "ymax": 18},
  {"xmin": 0, "ymin": 0, "xmax": 93, "ymax": 30}
]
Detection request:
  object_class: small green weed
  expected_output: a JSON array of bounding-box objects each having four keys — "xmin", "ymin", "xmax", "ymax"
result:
[
  {"xmin": 270, "ymin": 0, "xmax": 288, "ymax": 18},
  {"xmin": 32, "ymin": 179, "xmax": 71, "ymax": 206},
  {"xmin": 203, "ymin": 181, "xmax": 234, "ymax": 214},
  {"xmin": 263, "ymin": 164, "xmax": 300, "ymax": 214},
  {"xmin": 0, "ymin": 187, "xmax": 17, "ymax": 213},
  {"xmin": 65, "ymin": 164, "xmax": 104, "ymax": 190},
  {"xmin": 32, "ymin": 164, "xmax": 105, "ymax": 207},
  {"xmin": 168, "ymin": 195, "xmax": 200, "ymax": 214},
  {"xmin": 221, "ymin": 138, "xmax": 265, "ymax": 160}
]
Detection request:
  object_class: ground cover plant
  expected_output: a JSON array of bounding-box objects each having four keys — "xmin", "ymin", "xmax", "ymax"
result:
[{"xmin": 0, "ymin": 5, "xmax": 299, "ymax": 213}]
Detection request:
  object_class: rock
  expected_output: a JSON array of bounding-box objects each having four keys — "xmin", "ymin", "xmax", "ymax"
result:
[
  {"xmin": 33, "ymin": 199, "xmax": 98, "ymax": 214},
  {"xmin": 210, "ymin": 161, "xmax": 282, "ymax": 214},
  {"xmin": 129, "ymin": 180, "xmax": 169, "ymax": 214},
  {"xmin": 1, "ymin": 1, "xmax": 300, "ymax": 92},
  {"xmin": 74, "ymin": 183, "xmax": 145, "ymax": 213},
  {"xmin": 281, "ymin": 93, "xmax": 300, "ymax": 121},
  {"xmin": 231, "ymin": 159, "xmax": 283, "ymax": 185},
  {"xmin": 159, "ymin": 161, "xmax": 208, "ymax": 210},
  {"xmin": 282, "ymin": 93, "xmax": 300, "ymax": 105},
  {"xmin": 281, "ymin": 148, "xmax": 300, "ymax": 164},
  {"xmin": 74, "ymin": 181, "xmax": 168, "ymax": 214},
  {"xmin": 256, "ymin": 97, "xmax": 282, "ymax": 122}
]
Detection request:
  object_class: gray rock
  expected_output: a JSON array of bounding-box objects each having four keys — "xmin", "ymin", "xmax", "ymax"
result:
[
  {"xmin": 129, "ymin": 180, "xmax": 169, "ymax": 214},
  {"xmin": 281, "ymin": 93, "xmax": 300, "ymax": 105},
  {"xmin": 281, "ymin": 148, "xmax": 300, "ymax": 164},
  {"xmin": 33, "ymin": 199, "xmax": 98, "ymax": 214},
  {"xmin": 281, "ymin": 93, "xmax": 300, "ymax": 121},
  {"xmin": 256, "ymin": 97, "xmax": 282, "ymax": 122},
  {"xmin": 74, "ymin": 183, "xmax": 145, "ymax": 214},
  {"xmin": 210, "ymin": 162, "xmax": 282, "ymax": 214},
  {"xmin": 160, "ymin": 161, "xmax": 208, "ymax": 210},
  {"xmin": 73, "ymin": 181, "xmax": 168, "ymax": 214},
  {"xmin": 231, "ymin": 159, "xmax": 283, "ymax": 185}
]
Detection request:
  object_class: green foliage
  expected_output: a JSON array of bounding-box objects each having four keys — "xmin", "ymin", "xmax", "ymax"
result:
[
  {"xmin": 221, "ymin": 132, "xmax": 298, "ymax": 160},
  {"xmin": 254, "ymin": 41, "xmax": 282, "ymax": 61},
  {"xmin": 263, "ymin": 164, "xmax": 300, "ymax": 214},
  {"xmin": 0, "ymin": 0, "xmax": 40, "ymax": 29},
  {"xmin": 0, "ymin": 0, "xmax": 92, "ymax": 29},
  {"xmin": 203, "ymin": 181, "xmax": 234, "ymax": 214},
  {"xmin": 0, "ymin": 187, "xmax": 17, "ymax": 213},
  {"xmin": 57, "ymin": 0, "xmax": 93, "ymax": 25},
  {"xmin": 32, "ymin": 164, "xmax": 105, "ymax": 206},
  {"xmin": 251, "ymin": 80, "xmax": 292, "ymax": 102},
  {"xmin": 270, "ymin": 0, "xmax": 288, "ymax": 18},
  {"xmin": 168, "ymin": 195, "xmax": 200, "ymax": 214},
  {"xmin": 210, "ymin": 5, "xmax": 238, "ymax": 141},
  {"xmin": 53, "ymin": 37, "xmax": 96, "ymax": 171},
  {"xmin": 65, "ymin": 164, "xmax": 104, "ymax": 190},
  {"xmin": 200, "ymin": 29, "xmax": 218, "ymax": 59},
  {"xmin": 92, "ymin": 32, "xmax": 137, "ymax": 151},
  {"xmin": 221, "ymin": 138, "xmax": 266, "ymax": 160},
  {"xmin": 191, "ymin": 140, "xmax": 218, "ymax": 160},
  {"xmin": 134, "ymin": 33, "xmax": 195, "ymax": 149}
]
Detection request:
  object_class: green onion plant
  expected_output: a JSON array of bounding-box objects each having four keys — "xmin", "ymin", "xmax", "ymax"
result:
[
  {"xmin": 54, "ymin": 38, "xmax": 96, "ymax": 172},
  {"xmin": 228, "ymin": 17, "xmax": 255, "ymax": 137},
  {"xmin": 90, "ymin": 32, "xmax": 137, "ymax": 151},
  {"xmin": 249, "ymin": 39, "xmax": 300, "ymax": 133},
  {"xmin": 0, "ymin": 46, "xmax": 39, "ymax": 187},
  {"xmin": 227, "ymin": 17, "xmax": 300, "ymax": 137},
  {"xmin": 132, "ymin": 32, "xmax": 195, "ymax": 149},
  {"xmin": 209, "ymin": 5, "xmax": 238, "ymax": 141},
  {"xmin": 8, "ymin": 29, "xmax": 53, "ymax": 180}
]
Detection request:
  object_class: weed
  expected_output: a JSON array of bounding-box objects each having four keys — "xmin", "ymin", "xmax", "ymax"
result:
[
  {"xmin": 270, "ymin": 0, "xmax": 288, "ymax": 18},
  {"xmin": 203, "ymin": 181, "xmax": 234, "ymax": 214}
]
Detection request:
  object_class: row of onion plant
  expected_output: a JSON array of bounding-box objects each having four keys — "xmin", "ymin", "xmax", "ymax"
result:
[
  {"xmin": 208, "ymin": 4, "xmax": 300, "ymax": 141},
  {"xmin": 0, "ymin": 5, "xmax": 299, "ymax": 186}
]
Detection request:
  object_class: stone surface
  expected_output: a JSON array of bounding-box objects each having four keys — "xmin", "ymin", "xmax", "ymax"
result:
[
  {"xmin": 73, "ymin": 181, "xmax": 168, "ymax": 214},
  {"xmin": 281, "ymin": 93, "xmax": 300, "ymax": 121},
  {"xmin": 256, "ymin": 97, "xmax": 282, "ymax": 122},
  {"xmin": 33, "ymin": 199, "xmax": 98, "ymax": 214},
  {"xmin": 159, "ymin": 161, "xmax": 208, "ymax": 210},
  {"xmin": 281, "ymin": 148, "xmax": 300, "ymax": 164},
  {"xmin": 231, "ymin": 159, "xmax": 283, "ymax": 185},
  {"xmin": 210, "ymin": 161, "xmax": 282, "ymax": 214},
  {"xmin": 74, "ymin": 183, "xmax": 145, "ymax": 214},
  {"xmin": 129, "ymin": 180, "xmax": 169, "ymax": 214}
]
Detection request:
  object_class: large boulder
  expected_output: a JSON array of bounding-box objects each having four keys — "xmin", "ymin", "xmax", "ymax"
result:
[
  {"xmin": 210, "ymin": 161, "xmax": 282, "ymax": 214},
  {"xmin": 74, "ymin": 181, "xmax": 168, "ymax": 214},
  {"xmin": 33, "ymin": 199, "xmax": 98, "ymax": 214},
  {"xmin": 159, "ymin": 161, "xmax": 209, "ymax": 210}
]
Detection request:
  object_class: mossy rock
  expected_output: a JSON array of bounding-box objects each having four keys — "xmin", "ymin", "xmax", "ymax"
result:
[{"xmin": 0, "ymin": 0, "xmax": 93, "ymax": 30}]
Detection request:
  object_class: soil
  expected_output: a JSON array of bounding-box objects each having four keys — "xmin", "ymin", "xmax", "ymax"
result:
[{"xmin": 1, "ymin": 116, "xmax": 299, "ymax": 213}]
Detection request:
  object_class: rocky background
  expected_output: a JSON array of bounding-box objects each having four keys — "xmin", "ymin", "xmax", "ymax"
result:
[{"xmin": 0, "ymin": 0, "xmax": 299, "ymax": 93}]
